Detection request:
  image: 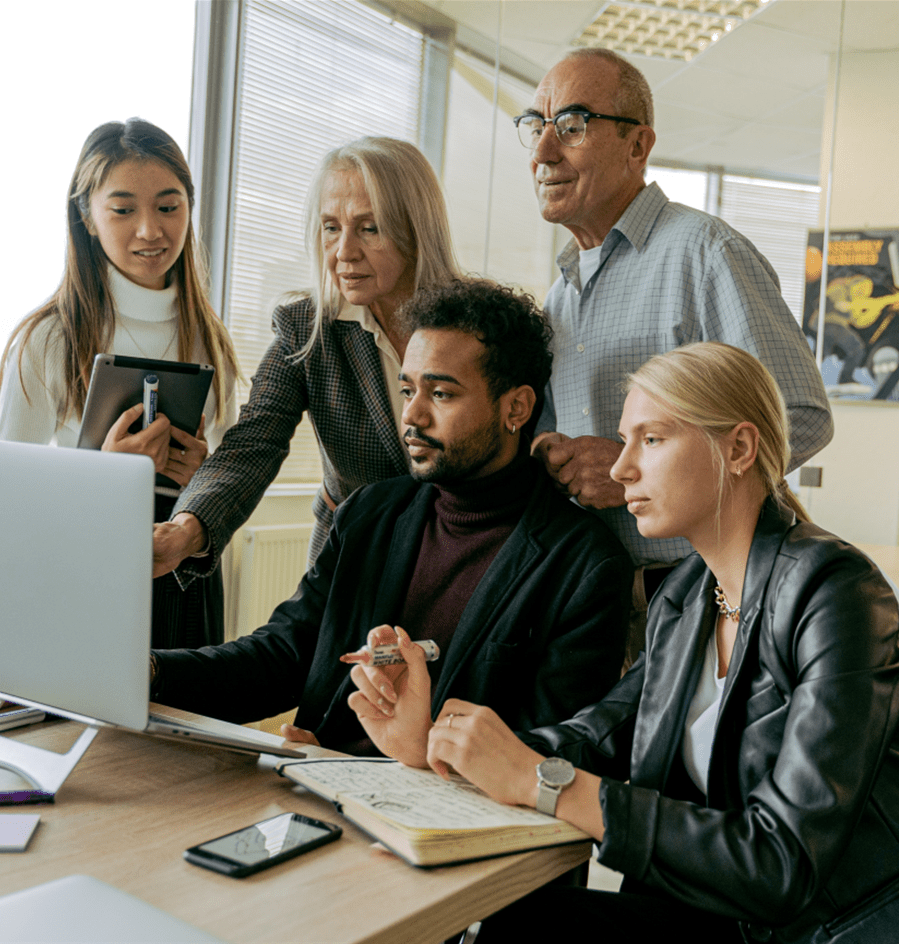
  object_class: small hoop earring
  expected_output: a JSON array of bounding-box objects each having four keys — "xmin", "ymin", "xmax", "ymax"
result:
[
  {"xmin": 735, "ymin": 467, "xmax": 743, "ymax": 478},
  {"xmin": 510, "ymin": 424, "xmax": 516, "ymax": 435}
]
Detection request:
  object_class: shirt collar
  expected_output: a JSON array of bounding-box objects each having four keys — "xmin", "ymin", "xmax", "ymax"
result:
[
  {"xmin": 336, "ymin": 299, "xmax": 402, "ymax": 361},
  {"xmin": 557, "ymin": 181, "xmax": 669, "ymax": 288},
  {"xmin": 336, "ymin": 299, "xmax": 373, "ymax": 328}
]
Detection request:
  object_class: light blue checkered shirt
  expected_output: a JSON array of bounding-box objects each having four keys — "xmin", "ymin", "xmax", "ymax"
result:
[{"xmin": 538, "ymin": 183, "xmax": 833, "ymax": 567}]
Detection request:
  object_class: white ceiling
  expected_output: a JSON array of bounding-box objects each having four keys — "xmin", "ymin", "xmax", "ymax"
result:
[{"xmin": 417, "ymin": 0, "xmax": 899, "ymax": 181}]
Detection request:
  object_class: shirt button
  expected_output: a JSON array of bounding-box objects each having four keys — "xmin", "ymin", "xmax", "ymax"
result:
[
  {"xmin": 576, "ymin": 343, "xmax": 585, "ymax": 353},
  {"xmin": 582, "ymin": 408, "xmax": 590, "ymax": 416}
]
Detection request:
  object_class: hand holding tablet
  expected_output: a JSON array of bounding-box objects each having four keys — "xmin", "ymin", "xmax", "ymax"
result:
[{"xmin": 78, "ymin": 354, "xmax": 214, "ymax": 489}]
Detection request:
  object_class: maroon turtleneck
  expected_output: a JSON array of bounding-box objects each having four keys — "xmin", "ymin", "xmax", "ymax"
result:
[
  {"xmin": 343, "ymin": 452, "xmax": 537, "ymax": 755},
  {"xmin": 398, "ymin": 451, "xmax": 536, "ymax": 676}
]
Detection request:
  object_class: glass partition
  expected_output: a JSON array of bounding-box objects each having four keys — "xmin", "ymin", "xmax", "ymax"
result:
[{"xmin": 436, "ymin": 0, "xmax": 899, "ymax": 398}]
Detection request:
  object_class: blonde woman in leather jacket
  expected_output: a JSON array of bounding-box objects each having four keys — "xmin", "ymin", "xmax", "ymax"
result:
[{"xmin": 349, "ymin": 342, "xmax": 899, "ymax": 944}]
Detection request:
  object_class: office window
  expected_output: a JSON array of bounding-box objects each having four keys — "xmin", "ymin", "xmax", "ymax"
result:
[
  {"xmin": 226, "ymin": 0, "xmax": 424, "ymax": 482},
  {"xmin": 720, "ymin": 175, "xmax": 820, "ymax": 321},
  {"xmin": 646, "ymin": 166, "xmax": 709, "ymax": 212},
  {"xmin": 1, "ymin": 0, "xmax": 194, "ymax": 354},
  {"xmin": 213, "ymin": 2, "xmax": 821, "ymax": 486}
]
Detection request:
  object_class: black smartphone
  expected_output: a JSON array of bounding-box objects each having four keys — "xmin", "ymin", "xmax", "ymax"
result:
[{"xmin": 183, "ymin": 812, "xmax": 341, "ymax": 878}]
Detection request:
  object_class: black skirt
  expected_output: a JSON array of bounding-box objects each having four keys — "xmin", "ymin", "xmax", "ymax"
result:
[{"xmin": 151, "ymin": 494, "xmax": 224, "ymax": 649}]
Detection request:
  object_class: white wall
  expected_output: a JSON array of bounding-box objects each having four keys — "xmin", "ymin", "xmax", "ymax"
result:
[
  {"xmin": 820, "ymin": 49, "xmax": 899, "ymax": 230},
  {"xmin": 799, "ymin": 401, "xmax": 899, "ymax": 545},
  {"xmin": 805, "ymin": 46, "xmax": 899, "ymax": 546}
]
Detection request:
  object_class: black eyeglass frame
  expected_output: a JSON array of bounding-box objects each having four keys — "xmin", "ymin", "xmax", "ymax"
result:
[{"xmin": 513, "ymin": 108, "xmax": 642, "ymax": 148}]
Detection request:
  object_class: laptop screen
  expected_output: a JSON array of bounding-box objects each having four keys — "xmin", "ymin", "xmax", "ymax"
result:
[{"xmin": 0, "ymin": 442, "xmax": 154, "ymax": 730}]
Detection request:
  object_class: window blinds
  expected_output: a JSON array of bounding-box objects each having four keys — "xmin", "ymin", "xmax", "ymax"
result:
[
  {"xmin": 226, "ymin": 0, "xmax": 424, "ymax": 482},
  {"xmin": 720, "ymin": 175, "xmax": 820, "ymax": 322}
]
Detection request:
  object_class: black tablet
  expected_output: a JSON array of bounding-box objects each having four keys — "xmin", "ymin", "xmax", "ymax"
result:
[{"xmin": 77, "ymin": 354, "xmax": 214, "ymax": 488}]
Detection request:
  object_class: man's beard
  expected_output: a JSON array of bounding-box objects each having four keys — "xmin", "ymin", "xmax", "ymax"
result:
[{"xmin": 405, "ymin": 415, "xmax": 504, "ymax": 486}]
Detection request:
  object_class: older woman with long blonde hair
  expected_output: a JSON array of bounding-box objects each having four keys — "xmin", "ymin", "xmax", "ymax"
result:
[
  {"xmin": 349, "ymin": 342, "xmax": 899, "ymax": 944},
  {"xmin": 154, "ymin": 136, "xmax": 463, "ymax": 580}
]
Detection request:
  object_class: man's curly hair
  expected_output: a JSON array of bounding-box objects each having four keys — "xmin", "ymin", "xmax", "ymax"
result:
[{"xmin": 398, "ymin": 279, "xmax": 553, "ymax": 436}]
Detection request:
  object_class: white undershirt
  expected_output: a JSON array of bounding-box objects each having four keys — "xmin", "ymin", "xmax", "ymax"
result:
[
  {"xmin": 578, "ymin": 244, "xmax": 603, "ymax": 291},
  {"xmin": 681, "ymin": 633, "xmax": 727, "ymax": 795}
]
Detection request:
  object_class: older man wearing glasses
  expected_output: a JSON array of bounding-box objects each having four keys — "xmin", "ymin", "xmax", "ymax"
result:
[{"xmin": 518, "ymin": 49, "xmax": 833, "ymax": 663}]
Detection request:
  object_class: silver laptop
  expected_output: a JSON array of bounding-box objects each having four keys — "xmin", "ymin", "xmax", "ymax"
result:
[
  {"xmin": 0, "ymin": 441, "xmax": 303, "ymax": 761},
  {"xmin": 0, "ymin": 875, "xmax": 226, "ymax": 943}
]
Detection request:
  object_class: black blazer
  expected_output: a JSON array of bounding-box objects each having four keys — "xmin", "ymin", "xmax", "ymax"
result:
[
  {"xmin": 156, "ymin": 468, "xmax": 632, "ymax": 750},
  {"xmin": 524, "ymin": 499, "xmax": 899, "ymax": 943}
]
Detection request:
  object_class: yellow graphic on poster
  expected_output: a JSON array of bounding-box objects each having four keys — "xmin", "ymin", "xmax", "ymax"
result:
[{"xmin": 803, "ymin": 230, "xmax": 899, "ymax": 399}]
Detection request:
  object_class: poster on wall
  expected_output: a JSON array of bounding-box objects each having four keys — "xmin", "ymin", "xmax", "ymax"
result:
[{"xmin": 803, "ymin": 229, "xmax": 899, "ymax": 399}]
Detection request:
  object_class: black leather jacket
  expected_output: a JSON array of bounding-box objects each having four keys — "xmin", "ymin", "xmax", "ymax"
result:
[{"xmin": 523, "ymin": 499, "xmax": 899, "ymax": 943}]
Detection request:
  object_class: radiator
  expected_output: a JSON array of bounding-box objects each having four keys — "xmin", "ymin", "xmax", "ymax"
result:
[{"xmin": 236, "ymin": 524, "xmax": 313, "ymax": 638}]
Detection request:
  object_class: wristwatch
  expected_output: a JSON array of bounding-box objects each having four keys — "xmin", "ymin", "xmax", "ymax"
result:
[{"xmin": 535, "ymin": 757, "xmax": 576, "ymax": 816}]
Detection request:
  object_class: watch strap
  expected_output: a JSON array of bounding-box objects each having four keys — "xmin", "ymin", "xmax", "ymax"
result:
[{"xmin": 536, "ymin": 781, "xmax": 562, "ymax": 816}]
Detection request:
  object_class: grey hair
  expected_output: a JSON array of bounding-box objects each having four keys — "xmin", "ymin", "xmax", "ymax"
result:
[
  {"xmin": 563, "ymin": 48, "xmax": 654, "ymax": 134},
  {"xmin": 296, "ymin": 137, "xmax": 461, "ymax": 358}
]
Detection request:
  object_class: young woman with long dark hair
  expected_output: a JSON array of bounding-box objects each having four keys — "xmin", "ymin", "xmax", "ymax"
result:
[{"xmin": 0, "ymin": 118, "xmax": 239, "ymax": 648}]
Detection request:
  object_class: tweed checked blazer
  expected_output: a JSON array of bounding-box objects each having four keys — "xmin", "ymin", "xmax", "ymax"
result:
[{"xmin": 173, "ymin": 297, "xmax": 410, "ymax": 580}]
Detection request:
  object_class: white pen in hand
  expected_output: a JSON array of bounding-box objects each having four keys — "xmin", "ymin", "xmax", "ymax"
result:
[
  {"xmin": 142, "ymin": 374, "xmax": 158, "ymax": 430},
  {"xmin": 340, "ymin": 640, "xmax": 440, "ymax": 666}
]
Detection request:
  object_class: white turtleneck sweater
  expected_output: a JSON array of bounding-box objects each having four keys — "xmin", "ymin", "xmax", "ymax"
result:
[{"xmin": 0, "ymin": 267, "xmax": 236, "ymax": 452}]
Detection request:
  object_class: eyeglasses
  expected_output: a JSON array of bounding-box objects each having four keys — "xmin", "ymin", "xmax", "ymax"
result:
[{"xmin": 513, "ymin": 109, "xmax": 641, "ymax": 149}]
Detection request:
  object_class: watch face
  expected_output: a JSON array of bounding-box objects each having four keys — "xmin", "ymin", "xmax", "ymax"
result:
[{"xmin": 538, "ymin": 757, "xmax": 575, "ymax": 788}]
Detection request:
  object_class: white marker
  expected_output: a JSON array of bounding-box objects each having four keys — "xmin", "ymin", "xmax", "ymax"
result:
[
  {"xmin": 341, "ymin": 640, "xmax": 440, "ymax": 666},
  {"xmin": 143, "ymin": 374, "xmax": 158, "ymax": 430}
]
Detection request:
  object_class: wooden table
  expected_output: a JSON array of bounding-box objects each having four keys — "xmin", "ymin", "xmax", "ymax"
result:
[{"xmin": 0, "ymin": 714, "xmax": 590, "ymax": 944}]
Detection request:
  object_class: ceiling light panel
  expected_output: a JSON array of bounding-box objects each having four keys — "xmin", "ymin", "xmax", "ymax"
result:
[{"xmin": 573, "ymin": 0, "xmax": 772, "ymax": 62}]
